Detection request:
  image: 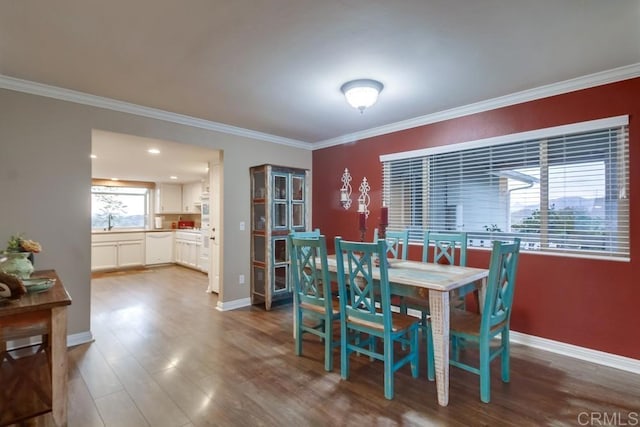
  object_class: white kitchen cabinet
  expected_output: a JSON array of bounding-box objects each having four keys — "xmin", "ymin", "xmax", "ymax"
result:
[
  {"xmin": 181, "ymin": 181, "xmax": 202, "ymax": 213},
  {"xmin": 118, "ymin": 240, "xmax": 145, "ymax": 268},
  {"xmin": 91, "ymin": 232, "xmax": 145, "ymax": 271},
  {"xmin": 91, "ymin": 242, "xmax": 118, "ymax": 271},
  {"xmin": 145, "ymin": 232, "xmax": 174, "ymax": 264},
  {"xmin": 174, "ymin": 231, "xmax": 200, "ymax": 270},
  {"xmin": 156, "ymin": 183, "xmax": 182, "ymax": 213}
]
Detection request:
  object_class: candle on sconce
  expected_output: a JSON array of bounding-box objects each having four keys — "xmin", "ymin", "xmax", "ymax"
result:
[
  {"xmin": 358, "ymin": 212, "xmax": 366, "ymax": 231},
  {"xmin": 380, "ymin": 206, "xmax": 388, "ymax": 226}
]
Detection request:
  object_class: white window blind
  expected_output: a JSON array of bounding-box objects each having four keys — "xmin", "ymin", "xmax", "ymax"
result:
[{"xmin": 381, "ymin": 118, "xmax": 629, "ymax": 259}]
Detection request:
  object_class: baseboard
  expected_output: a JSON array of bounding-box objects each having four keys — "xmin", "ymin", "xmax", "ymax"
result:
[
  {"xmin": 510, "ymin": 331, "xmax": 640, "ymax": 375},
  {"xmin": 216, "ymin": 297, "xmax": 252, "ymax": 311},
  {"xmin": 67, "ymin": 330, "xmax": 95, "ymax": 347}
]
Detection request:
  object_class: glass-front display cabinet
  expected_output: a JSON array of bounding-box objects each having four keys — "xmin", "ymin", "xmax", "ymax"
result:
[{"xmin": 250, "ymin": 164, "xmax": 311, "ymax": 310}]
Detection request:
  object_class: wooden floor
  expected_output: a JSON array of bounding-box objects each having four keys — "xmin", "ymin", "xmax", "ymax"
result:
[{"xmin": 11, "ymin": 265, "xmax": 640, "ymax": 426}]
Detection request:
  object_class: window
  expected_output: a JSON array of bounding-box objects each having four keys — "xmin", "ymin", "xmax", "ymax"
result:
[
  {"xmin": 91, "ymin": 185, "xmax": 150, "ymax": 230},
  {"xmin": 381, "ymin": 116, "xmax": 629, "ymax": 259}
]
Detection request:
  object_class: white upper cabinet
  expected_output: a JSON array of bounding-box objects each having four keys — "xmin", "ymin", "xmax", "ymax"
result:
[
  {"xmin": 156, "ymin": 183, "xmax": 182, "ymax": 213},
  {"xmin": 182, "ymin": 181, "xmax": 203, "ymax": 213}
]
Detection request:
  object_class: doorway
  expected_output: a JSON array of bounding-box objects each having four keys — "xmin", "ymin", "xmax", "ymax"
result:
[{"xmin": 90, "ymin": 129, "xmax": 223, "ymax": 299}]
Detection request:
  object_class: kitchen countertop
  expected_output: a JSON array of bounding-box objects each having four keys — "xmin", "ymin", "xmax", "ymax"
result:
[{"xmin": 92, "ymin": 228, "xmax": 200, "ymax": 234}]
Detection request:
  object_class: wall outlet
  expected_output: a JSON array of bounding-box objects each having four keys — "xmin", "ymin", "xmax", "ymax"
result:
[{"xmin": 239, "ymin": 274, "xmax": 245, "ymax": 284}]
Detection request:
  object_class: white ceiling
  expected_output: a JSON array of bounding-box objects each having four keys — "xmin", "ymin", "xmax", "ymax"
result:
[
  {"xmin": 91, "ymin": 130, "xmax": 215, "ymax": 184},
  {"xmin": 1, "ymin": 1, "xmax": 639, "ymax": 146}
]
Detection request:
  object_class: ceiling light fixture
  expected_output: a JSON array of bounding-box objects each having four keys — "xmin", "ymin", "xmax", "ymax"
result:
[
  {"xmin": 170, "ymin": 176, "xmax": 178, "ymax": 180},
  {"xmin": 90, "ymin": 154, "xmax": 97, "ymax": 159},
  {"xmin": 340, "ymin": 79, "xmax": 384, "ymax": 113},
  {"xmin": 148, "ymin": 148, "xmax": 161, "ymax": 154}
]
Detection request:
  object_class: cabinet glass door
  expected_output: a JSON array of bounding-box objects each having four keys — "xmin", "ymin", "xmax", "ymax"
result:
[
  {"xmin": 291, "ymin": 203, "xmax": 305, "ymax": 228},
  {"xmin": 291, "ymin": 175, "xmax": 304, "ymax": 201},
  {"xmin": 273, "ymin": 174, "xmax": 288, "ymax": 200},
  {"xmin": 253, "ymin": 171, "xmax": 266, "ymax": 199},
  {"xmin": 253, "ymin": 235, "xmax": 266, "ymax": 263},
  {"xmin": 253, "ymin": 203, "xmax": 266, "ymax": 230},
  {"xmin": 273, "ymin": 238, "xmax": 287, "ymax": 264},
  {"xmin": 273, "ymin": 265, "xmax": 288, "ymax": 292},
  {"xmin": 273, "ymin": 203, "xmax": 287, "ymax": 229}
]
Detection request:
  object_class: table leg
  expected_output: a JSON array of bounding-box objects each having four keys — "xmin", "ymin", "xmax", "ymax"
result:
[
  {"xmin": 477, "ymin": 277, "xmax": 487, "ymax": 314},
  {"xmin": 51, "ymin": 306, "xmax": 68, "ymax": 426},
  {"xmin": 428, "ymin": 290, "xmax": 450, "ymax": 406}
]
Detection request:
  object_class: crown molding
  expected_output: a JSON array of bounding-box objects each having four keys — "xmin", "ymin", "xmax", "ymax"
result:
[
  {"xmin": 0, "ymin": 74, "xmax": 313, "ymax": 150},
  {"xmin": 313, "ymin": 62, "xmax": 640, "ymax": 150}
]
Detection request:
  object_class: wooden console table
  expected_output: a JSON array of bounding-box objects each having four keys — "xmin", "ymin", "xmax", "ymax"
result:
[{"xmin": 0, "ymin": 270, "xmax": 72, "ymax": 426}]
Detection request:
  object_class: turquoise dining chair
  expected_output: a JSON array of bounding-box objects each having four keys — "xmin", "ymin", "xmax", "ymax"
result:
[
  {"xmin": 288, "ymin": 233, "xmax": 340, "ymax": 371},
  {"xmin": 290, "ymin": 228, "xmax": 320, "ymax": 238},
  {"xmin": 402, "ymin": 231, "xmax": 468, "ymax": 365},
  {"xmin": 426, "ymin": 238, "xmax": 521, "ymax": 403},
  {"xmin": 373, "ymin": 228, "xmax": 409, "ymax": 260},
  {"xmin": 334, "ymin": 237, "xmax": 420, "ymax": 400},
  {"xmin": 405, "ymin": 230, "xmax": 470, "ymax": 310}
]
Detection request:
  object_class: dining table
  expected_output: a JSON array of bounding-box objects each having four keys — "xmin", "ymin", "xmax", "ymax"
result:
[
  {"xmin": 0, "ymin": 269, "xmax": 72, "ymax": 426},
  {"xmin": 321, "ymin": 255, "xmax": 489, "ymax": 406}
]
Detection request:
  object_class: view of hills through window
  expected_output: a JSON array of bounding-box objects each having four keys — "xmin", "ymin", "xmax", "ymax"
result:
[{"xmin": 91, "ymin": 186, "xmax": 149, "ymax": 229}]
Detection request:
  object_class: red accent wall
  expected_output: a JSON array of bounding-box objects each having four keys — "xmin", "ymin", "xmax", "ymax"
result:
[{"xmin": 313, "ymin": 78, "xmax": 640, "ymax": 360}]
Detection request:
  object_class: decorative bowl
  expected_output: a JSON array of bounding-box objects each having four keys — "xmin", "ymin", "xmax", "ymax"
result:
[{"xmin": 22, "ymin": 277, "xmax": 56, "ymax": 293}]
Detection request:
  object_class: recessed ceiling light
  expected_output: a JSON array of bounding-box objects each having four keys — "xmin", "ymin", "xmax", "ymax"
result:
[
  {"xmin": 169, "ymin": 176, "xmax": 178, "ymax": 180},
  {"xmin": 90, "ymin": 154, "xmax": 97, "ymax": 159},
  {"xmin": 148, "ymin": 148, "xmax": 161, "ymax": 154},
  {"xmin": 111, "ymin": 178, "xmax": 119, "ymax": 181}
]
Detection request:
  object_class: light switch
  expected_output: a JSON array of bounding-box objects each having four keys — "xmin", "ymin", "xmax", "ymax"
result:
[
  {"xmin": 239, "ymin": 221, "xmax": 245, "ymax": 231},
  {"xmin": 239, "ymin": 274, "xmax": 245, "ymax": 284}
]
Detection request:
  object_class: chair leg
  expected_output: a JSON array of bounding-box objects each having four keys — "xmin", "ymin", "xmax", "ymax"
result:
[
  {"xmin": 501, "ymin": 328, "xmax": 510, "ymax": 383},
  {"xmin": 324, "ymin": 318, "xmax": 333, "ymax": 372},
  {"xmin": 340, "ymin": 322, "xmax": 349, "ymax": 380},
  {"xmin": 383, "ymin": 332, "xmax": 394, "ymax": 400},
  {"xmin": 410, "ymin": 327, "xmax": 419, "ymax": 378},
  {"xmin": 426, "ymin": 325, "xmax": 434, "ymax": 381},
  {"xmin": 295, "ymin": 309, "xmax": 303, "ymax": 357},
  {"xmin": 399, "ymin": 298, "xmax": 408, "ymax": 315},
  {"xmin": 479, "ymin": 336, "xmax": 491, "ymax": 403}
]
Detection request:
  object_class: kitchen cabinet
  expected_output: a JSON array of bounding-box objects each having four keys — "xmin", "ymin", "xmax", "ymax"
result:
[
  {"xmin": 91, "ymin": 232, "xmax": 145, "ymax": 271},
  {"xmin": 145, "ymin": 232, "xmax": 174, "ymax": 264},
  {"xmin": 174, "ymin": 231, "xmax": 200, "ymax": 270},
  {"xmin": 250, "ymin": 164, "xmax": 310, "ymax": 310},
  {"xmin": 181, "ymin": 181, "xmax": 203, "ymax": 213},
  {"xmin": 156, "ymin": 183, "xmax": 182, "ymax": 213}
]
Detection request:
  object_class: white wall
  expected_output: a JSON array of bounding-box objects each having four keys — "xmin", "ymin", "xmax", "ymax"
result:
[{"xmin": 0, "ymin": 88, "xmax": 312, "ymax": 337}]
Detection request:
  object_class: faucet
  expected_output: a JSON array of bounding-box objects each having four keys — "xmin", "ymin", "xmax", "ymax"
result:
[{"xmin": 107, "ymin": 214, "xmax": 114, "ymax": 231}]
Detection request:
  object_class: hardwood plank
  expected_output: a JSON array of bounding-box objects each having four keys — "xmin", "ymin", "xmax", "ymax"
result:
[{"xmin": 94, "ymin": 390, "xmax": 149, "ymax": 427}]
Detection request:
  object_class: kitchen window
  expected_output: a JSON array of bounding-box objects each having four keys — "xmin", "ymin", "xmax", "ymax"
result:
[
  {"xmin": 381, "ymin": 116, "xmax": 629, "ymax": 259},
  {"xmin": 91, "ymin": 185, "xmax": 150, "ymax": 230}
]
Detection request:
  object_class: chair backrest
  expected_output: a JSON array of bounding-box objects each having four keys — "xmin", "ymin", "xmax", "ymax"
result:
[
  {"xmin": 481, "ymin": 239, "xmax": 521, "ymax": 335},
  {"xmin": 373, "ymin": 228, "xmax": 409, "ymax": 260},
  {"xmin": 335, "ymin": 237, "xmax": 392, "ymax": 331},
  {"xmin": 288, "ymin": 234, "xmax": 332, "ymax": 313},
  {"xmin": 422, "ymin": 231, "xmax": 468, "ymax": 266},
  {"xmin": 290, "ymin": 228, "xmax": 320, "ymax": 238}
]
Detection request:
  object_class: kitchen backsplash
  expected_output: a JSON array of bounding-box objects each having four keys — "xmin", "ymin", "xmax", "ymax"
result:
[{"xmin": 156, "ymin": 213, "xmax": 201, "ymax": 229}]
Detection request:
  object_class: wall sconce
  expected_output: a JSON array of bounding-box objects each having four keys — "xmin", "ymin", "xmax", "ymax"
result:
[
  {"xmin": 357, "ymin": 177, "xmax": 371, "ymax": 218},
  {"xmin": 340, "ymin": 168, "xmax": 352, "ymax": 210}
]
